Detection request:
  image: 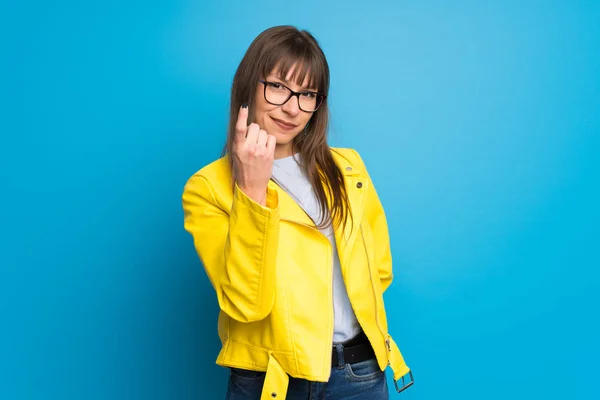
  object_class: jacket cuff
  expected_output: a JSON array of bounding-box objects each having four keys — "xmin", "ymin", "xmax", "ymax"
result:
[{"xmin": 234, "ymin": 183, "xmax": 279, "ymax": 216}]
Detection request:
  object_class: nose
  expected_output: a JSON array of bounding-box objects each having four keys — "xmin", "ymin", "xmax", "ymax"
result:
[{"xmin": 281, "ymin": 94, "xmax": 301, "ymax": 116}]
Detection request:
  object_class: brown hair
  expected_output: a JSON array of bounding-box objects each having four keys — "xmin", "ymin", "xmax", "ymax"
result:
[{"xmin": 222, "ymin": 25, "xmax": 351, "ymax": 231}]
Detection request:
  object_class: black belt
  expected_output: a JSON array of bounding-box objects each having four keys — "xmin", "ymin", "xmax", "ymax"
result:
[{"xmin": 331, "ymin": 331, "xmax": 376, "ymax": 366}]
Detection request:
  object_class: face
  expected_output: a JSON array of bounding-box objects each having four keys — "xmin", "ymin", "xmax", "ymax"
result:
[{"xmin": 253, "ymin": 65, "xmax": 316, "ymax": 158}]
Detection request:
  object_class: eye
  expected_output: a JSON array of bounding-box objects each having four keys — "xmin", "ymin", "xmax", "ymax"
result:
[
  {"xmin": 301, "ymin": 92, "xmax": 317, "ymax": 99},
  {"xmin": 268, "ymin": 82, "xmax": 283, "ymax": 89}
]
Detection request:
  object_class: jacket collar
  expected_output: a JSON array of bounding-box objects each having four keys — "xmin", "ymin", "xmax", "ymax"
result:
[{"xmin": 271, "ymin": 149, "xmax": 367, "ymax": 267}]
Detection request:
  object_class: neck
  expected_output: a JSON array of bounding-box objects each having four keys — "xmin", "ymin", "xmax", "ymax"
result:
[{"xmin": 274, "ymin": 143, "xmax": 294, "ymax": 160}]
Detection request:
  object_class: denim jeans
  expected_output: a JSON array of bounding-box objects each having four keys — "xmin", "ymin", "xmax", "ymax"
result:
[{"xmin": 225, "ymin": 344, "xmax": 389, "ymax": 399}]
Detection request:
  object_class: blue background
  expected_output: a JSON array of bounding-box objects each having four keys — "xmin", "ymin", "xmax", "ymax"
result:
[{"xmin": 1, "ymin": 1, "xmax": 599, "ymax": 399}]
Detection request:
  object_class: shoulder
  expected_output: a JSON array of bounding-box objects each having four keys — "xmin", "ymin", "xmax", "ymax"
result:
[
  {"xmin": 183, "ymin": 155, "xmax": 232, "ymax": 196},
  {"xmin": 196, "ymin": 155, "xmax": 231, "ymax": 181},
  {"xmin": 330, "ymin": 147, "xmax": 368, "ymax": 173}
]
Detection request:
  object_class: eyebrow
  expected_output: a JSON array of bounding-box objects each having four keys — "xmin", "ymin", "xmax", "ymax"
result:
[{"xmin": 269, "ymin": 77, "xmax": 318, "ymax": 92}]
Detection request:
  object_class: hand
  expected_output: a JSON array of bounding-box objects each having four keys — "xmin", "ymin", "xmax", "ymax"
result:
[{"xmin": 231, "ymin": 105, "xmax": 277, "ymax": 206}]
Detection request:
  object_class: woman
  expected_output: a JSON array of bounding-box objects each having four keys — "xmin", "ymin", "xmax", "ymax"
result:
[{"xmin": 182, "ymin": 25, "xmax": 413, "ymax": 400}]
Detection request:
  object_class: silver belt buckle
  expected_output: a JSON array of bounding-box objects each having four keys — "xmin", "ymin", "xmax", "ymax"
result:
[{"xmin": 393, "ymin": 371, "xmax": 414, "ymax": 393}]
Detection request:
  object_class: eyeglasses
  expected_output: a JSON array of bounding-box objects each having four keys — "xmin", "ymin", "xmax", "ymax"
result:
[{"xmin": 259, "ymin": 80, "xmax": 326, "ymax": 113}]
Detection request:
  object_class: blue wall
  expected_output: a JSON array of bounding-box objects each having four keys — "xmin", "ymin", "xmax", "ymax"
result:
[{"xmin": 1, "ymin": 1, "xmax": 599, "ymax": 399}]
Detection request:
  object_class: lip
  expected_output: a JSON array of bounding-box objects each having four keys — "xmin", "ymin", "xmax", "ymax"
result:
[{"xmin": 271, "ymin": 117, "xmax": 297, "ymax": 131}]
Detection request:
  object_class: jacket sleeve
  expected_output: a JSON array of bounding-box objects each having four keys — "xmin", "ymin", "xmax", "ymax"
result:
[
  {"xmin": 182, "ymin": 173, "xmax": 280, "ymax": 323},
  {"xmin": 353, "ymin": 149, "xmax": 394, "ymax": 293}
]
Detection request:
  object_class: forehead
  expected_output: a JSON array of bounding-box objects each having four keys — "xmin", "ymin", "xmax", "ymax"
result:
[{"xmin": 269, "ymin": 63, "xmax": 315, "ymax": 89}]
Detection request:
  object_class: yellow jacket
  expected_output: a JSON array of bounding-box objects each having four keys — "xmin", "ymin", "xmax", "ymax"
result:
[{"xmin": 182, "ymin": 147, "xmax": 411, "ymax": 399}]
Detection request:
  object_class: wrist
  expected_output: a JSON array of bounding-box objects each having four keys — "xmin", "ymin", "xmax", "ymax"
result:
[{"xmin": 238, "ymin": 185, "xmax": 267, "ymax": 206}]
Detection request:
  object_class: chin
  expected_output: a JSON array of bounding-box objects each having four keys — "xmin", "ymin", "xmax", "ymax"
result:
[
  {"xmin": 268, "ymin": 124, "xmax": 300, "ymax": 140},
  {"xmin": 272, "ymin": 132, "xmax": 297, "ymax": 144}
]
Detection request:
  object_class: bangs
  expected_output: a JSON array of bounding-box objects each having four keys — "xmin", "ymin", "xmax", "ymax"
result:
[{"xmin": 260, "ymin": 44, "xmax": 328, "ymax": 93}]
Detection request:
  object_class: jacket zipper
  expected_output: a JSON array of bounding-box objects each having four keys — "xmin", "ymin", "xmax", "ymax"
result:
[{"xmin": 360, "ymin": 224, "xmax": 391, "ymax": 365}]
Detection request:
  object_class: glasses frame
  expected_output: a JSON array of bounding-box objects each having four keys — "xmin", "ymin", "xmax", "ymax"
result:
[{"xmin": 259, "ymin": 80, "xmax": 327, "ymax": 113}]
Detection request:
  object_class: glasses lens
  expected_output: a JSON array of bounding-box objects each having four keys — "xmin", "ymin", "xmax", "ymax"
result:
[
  {"xmin": 298, "ymin": 93, "xmax": 321, "ymax": 112},
  {"xmin": 265, "ymin": 83, "xmax": 290, "ymax": 105}
]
